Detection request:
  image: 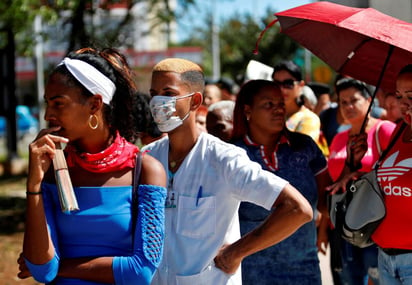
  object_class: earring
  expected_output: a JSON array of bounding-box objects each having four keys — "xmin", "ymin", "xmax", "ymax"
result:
[{"xmin": 88, "ymin": 114, "xmax": 99, "ymax": 130}]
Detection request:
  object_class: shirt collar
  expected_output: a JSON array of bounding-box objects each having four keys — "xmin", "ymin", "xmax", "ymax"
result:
[{"xmin": 243, "ymin": 130, "xmax": 290, "ymax": 147}]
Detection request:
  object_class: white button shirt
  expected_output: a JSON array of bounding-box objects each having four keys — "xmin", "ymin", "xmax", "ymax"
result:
[{"xmin": 143, "ymin": 133, "xmax": 288, "ymax": 285}]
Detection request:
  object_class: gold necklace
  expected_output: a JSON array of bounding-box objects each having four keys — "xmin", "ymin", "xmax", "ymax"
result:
[
  {"xmin": 169, "ymin": 138, "xmax": 198, "ymax": 170},
  {"xmin": 169, "ymin": 154, "xmax": 186, "ymax": 169}
]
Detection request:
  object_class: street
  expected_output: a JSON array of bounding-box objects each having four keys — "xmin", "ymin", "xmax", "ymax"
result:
[{"xmin": 320, "ymin": 246, "xmax": 333, "ymax": 285}]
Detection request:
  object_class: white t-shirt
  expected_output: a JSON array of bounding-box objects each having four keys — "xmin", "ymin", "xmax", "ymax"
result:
[{"xmin": 143, "ymin": 133, "xmax": 288, "ymax": 285}]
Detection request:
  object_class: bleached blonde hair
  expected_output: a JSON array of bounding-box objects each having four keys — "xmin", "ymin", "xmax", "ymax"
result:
[
  {"xmin": 153, "ymin": 58, "xmax": 205, "ymax": 93},
  {"xmin": 153, "ymin": 58, "xmax": 203, "ymax": 73}
]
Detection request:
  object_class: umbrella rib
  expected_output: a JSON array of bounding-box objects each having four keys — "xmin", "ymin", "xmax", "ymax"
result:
[{"xmin": 360, "ymin": 44, "xmax": 394, "ymax": 133}]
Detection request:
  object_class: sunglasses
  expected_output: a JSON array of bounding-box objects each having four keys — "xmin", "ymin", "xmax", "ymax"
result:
[{"xmin": 273, "ymin": 79, "xmax": 299, "ymax": 89}]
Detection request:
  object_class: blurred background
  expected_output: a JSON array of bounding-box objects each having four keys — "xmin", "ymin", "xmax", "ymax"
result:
[
  {"xmin": 0, "ymin": 0, "xmax": 411, "ymax": 175},
  {"xmin": 0, "ymin": 1, "xmax": 410, "ymax": 284}
]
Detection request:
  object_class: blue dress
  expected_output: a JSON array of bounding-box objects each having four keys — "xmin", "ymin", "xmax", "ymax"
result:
[
  {"xmin": 25, "ymin": 183, "xmax": 166, "ymax": 285},
  {"xmin": 234, "ymin": 131, "xmax": 327, "ymax": 285}
]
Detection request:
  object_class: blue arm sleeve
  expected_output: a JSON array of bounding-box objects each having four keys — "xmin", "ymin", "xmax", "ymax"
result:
[
  {"xmin": 25, "ymin": 255, "xmax": 60, "ymax": 284},
  {"xmin": 113, "ymin": 184, "xmax": 166, "ymax": 285},
  {"xmin": 24, "ymin": 183, "xmax": 61, "ymax": 283}
]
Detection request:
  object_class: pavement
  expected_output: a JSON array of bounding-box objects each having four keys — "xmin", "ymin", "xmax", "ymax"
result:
[
  {"xmin": 0, "ymin": 134, "xmax": 33, "ymax": 177},
  {"xmin": 320, "ymin": 246, "xmax": 334, "ymax": 285}
]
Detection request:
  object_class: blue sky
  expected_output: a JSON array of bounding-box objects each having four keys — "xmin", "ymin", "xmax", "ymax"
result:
[
  {"xmin": 213, "ymin": 0, "xmax": 313, "ymax": 22},
  {"xmin": 177, "ymin": 0, "xmax": 313, "ymax": 40}
]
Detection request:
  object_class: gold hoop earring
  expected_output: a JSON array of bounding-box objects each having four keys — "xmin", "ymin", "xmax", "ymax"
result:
[{"xmin": 88, "ymin": 114, "xmax": 99, "ymax": 130}]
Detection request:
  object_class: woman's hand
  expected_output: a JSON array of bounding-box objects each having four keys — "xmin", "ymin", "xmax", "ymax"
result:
[
  {"xmin": 325, "ymin": 171, "xmax": 365, "ymax": 195},
  {"xmin": 17, "ymin": 253, "xmax": 31, "ymax": 279},
  {"xmin": 27, "ymin": 127, "xmax": 68, "ymax": 188},
  {"xmin": 346, "ymin": 132, "xmax": 368, "ymax": 170}
]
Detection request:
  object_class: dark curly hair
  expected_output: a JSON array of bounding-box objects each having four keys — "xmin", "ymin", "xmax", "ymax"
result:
[
  {"xmin": 51, "ymin": 47, "xmax": 138, "ymax": 142},
  {"xmin": 133, "ymin": 91, "xmax": 162, "ymax": 139}
]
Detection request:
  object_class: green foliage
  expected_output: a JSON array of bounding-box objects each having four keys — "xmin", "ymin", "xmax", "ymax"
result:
[
  {"xmin": 177, "ymin": 8, "xmax": 299, "ymax": 82},
  {"xmin": 220, "ymin": 10, "xmax": 300, "ymax": 80},
  {"xmin": 3, "ymin": 0, "xmax": 300, "ymax": 80},
  {"xmin": 219, "ymin": 14, "xmax": 260, "ymax": 77},
  {"xmin": 0, "ymin": 0, "xmax": 61, "ymax": 55},
  {"xmin": 1, "ymin": 0, "xmax": 197, "ymax": 56},
  {"xmin": 253, "ymin": 10, "xmax": 301, "ymax": 65}
]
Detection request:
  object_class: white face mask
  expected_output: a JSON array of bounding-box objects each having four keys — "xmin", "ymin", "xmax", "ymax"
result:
[{"xmin": 149, "ymin": 93, "xmax": 195, "ymax": 132}]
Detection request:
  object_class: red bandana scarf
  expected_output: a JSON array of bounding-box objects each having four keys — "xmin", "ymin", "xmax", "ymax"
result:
[{"xmin": 65, "ymin": 132, "xmax": 139, "ymax": 173}]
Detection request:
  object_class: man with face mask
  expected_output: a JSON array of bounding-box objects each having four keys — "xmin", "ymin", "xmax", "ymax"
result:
[{"xmin": 142, "ymin": 58, "xmax": 313, "ymax": 285}]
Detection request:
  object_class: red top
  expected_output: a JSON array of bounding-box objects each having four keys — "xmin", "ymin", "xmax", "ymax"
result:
[
  {"xmin": 328, "ymin": 120, "xmax": 396, "ymax": 181},
  {"xmin": 373, "ymin": 123, "xmax": 412, "ymax": 249}
]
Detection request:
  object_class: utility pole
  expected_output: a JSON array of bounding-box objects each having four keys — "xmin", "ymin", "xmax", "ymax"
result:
[
  {"xmin": 304, "ymin": 49, "xmax": 312, "ymax": 82},
  {"xmin": 211, "ymin": 0, "xmax": 221, "ymax": 81},
  {"xmin": 35, "ymin": 15, "xmax": 45, "ymax": 129}
]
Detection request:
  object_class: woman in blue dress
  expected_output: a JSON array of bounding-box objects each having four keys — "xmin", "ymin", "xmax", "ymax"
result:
[
  {"xmin": 232, "ymin": 79, "xmax": 331, "ymax": 285},
  {"xmin": 17, "ymin": 48, "xmax": 167, "ymax": 285}
]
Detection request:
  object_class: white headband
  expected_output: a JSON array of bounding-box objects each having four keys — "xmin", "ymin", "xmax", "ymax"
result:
[{"xmin": 59, "ymin": 57, "xmax": 116, "ymax": 104}]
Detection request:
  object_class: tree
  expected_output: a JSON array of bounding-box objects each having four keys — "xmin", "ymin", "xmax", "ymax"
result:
[
  {"xmin": 1, "ymin": 0, "xmax": 197, "ymax": 55},
  {"xmin": 247, "ymin": 10, "xmax": 301, "ymax": 68},
  {"xmin": 0, "ymin": 0, "xmax": 196, "ymax": 171},
  {"xmin": 178, "ymin": 8, "xmax": 299, "ymax": 83},
  {"xmin": 0, "ymin": 0, "xmax": 58, "ymax": 168}
]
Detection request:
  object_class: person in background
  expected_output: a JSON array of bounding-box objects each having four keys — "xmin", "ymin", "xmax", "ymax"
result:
[
  {"xmin": 271, "ymin": 60, "xmax": 328, "ymax": 156},
  {"xmin": 206, "ymin": 100, "xmax": 235, "ymax": 142},
  {"xmin": 307, "ymin": 81, "xmax": 336, "ymax": 115},
  {"xmin": 195, "ymin": 104, "xmax": 208, "ymax": 133},
  {"xmin": 383, "ymin": 92, "xmax": 403, "ymax": 124},
  {"xmin": 319, "ymin": 75, "xmax": 352, "ymax": 147},
  {"xmin": 319, "ymin": 106, "xmax": 350, "ymax": 285},
  {"xmin": 327, "ymin": 64, "xmax": 412, "ymax": 285},
  {"xmin": 319, "ymin": 103, "xmax": 351, "ymax": 147},
  {"xmin": 326, "ymin": 78, "xmax": 396, "ymax": 285},
  {"xmin": 17, "ymin": 47, "xmax": 167, "ymax": 284},
  {"xmin": 316, "ymin": 75, "xmax": 350, "ymax": 285},
  {"xmin": 370, "ymin": 88, "xmax": 387, "ymax": 120},
  {"xmin": 203, "ymin": 83, "xmax": 222, "ymax": 107},
  {"xmin": 134, "ymin": 91, "xmax": 165, "ymax": 147},
  {"xmin": 301, "ymin": 85, "xmax": 318, "ymax": 112},
  {"xmin": 142, "ymin": 58, "xmax": 313, "ymax": 285},
  {"xmin": 216, "ymin": 77, "xmax": 238, "ymax": 101},
  {"xmin": 231, "ymin": 79, "xmax": 331, "ymax": 285}
]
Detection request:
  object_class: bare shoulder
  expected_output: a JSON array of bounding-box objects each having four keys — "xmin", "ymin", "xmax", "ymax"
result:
[{"xmin": 140, "ymin": 153, "xmax": 167, "ymax": 187}]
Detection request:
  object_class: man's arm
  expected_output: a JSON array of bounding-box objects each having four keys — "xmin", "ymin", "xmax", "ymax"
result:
[{"xmin": 214, "ymin": 183, "xmax": 313, "ymax": 274}]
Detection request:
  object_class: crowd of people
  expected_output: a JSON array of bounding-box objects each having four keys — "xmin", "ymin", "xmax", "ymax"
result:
[{"xmin": 16, "ymin": 45, "xmax": 411, "ymax": 285}]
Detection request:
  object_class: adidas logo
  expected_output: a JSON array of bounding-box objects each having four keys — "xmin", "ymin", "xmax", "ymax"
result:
[{"xmin": 377, "ymin": 151, "xmax": 412, "ymax": 197}]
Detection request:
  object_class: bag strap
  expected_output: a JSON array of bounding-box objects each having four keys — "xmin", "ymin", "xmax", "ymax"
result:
[
  {"xmin": 132, "ymin": 151, "xmax": 143, "ymax": 244},
  {"xmin": 375, "ymin": 122, "xmax": 406, "ymax": 170}
]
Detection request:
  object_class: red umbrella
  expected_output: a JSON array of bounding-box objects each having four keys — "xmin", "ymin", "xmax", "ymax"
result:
[
  {"xmin": 256, "ymin": 1, "xmax": 412, "ymax": 165},
  {"xmin": 256, "ymin": 1, "xmax": 412, "ymax": 93}
]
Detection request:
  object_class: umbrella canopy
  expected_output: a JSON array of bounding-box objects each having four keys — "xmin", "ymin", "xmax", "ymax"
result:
[{"xmin": 274, "ymin": 1, "xmax": 412, "ymax": 92}]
